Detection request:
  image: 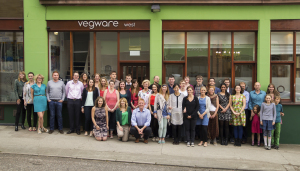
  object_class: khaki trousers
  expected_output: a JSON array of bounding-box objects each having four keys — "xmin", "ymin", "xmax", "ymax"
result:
[{"xmin": 117, "ymin": 125, "xmax": 130, "ymax": 142}]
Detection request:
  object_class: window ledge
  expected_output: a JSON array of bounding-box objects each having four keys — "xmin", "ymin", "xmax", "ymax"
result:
[
  {"xmin": 0, "ymin": 102, "xmax": 16, "ymax": 105},
  {"xmin": 281, "ymin": 102, "xmax": 300, "ymax": 106}
]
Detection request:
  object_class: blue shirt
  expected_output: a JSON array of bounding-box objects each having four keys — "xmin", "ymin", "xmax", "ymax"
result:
[
  {"xmin": 249, "ymin": 90, "xmax": 266, "ymax": 110},
  {"xmin": 168, "ymin": 84, "xmax": 174, "ymax": 94},
  {"xmin": 242, "ymin": 90, "xmax": 250, "ymax": 110},
  {"xmin": 215, "ymin": 87, "xmax": 221, "ymax": 94},
  {"xmin": 131, "ymin": 108, "xmax": 151, "ymax": 127},
  {"xmin": 275, "ymin": 104, "xmax": 283, "ymax": 123}
]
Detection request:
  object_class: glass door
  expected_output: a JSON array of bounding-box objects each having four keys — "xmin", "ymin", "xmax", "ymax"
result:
[{"xmin": 120, "ymin": 63, "xmax": 149, "ymax": 86}]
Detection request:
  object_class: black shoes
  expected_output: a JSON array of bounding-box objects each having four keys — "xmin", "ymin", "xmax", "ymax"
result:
[
  {"xmin": 67, "ymin": 130, "xmax": 75, "ymax": 134},
  {"xmin": 220, "ymin": 138, "xmax": 224, "ymax": 145},
  {"xmin": 59, "ymin": 130, "xmax": 64, "ymax": 134},
  {"xmin": 15, "ymin": 126, "xmax": 18, "ymax": 131},
  {"xmin": 49, "ymin": 130, "xmax": 54, "ymax": 134},
  {"xmin": 224, "ymin": 138, "xmax": 228, "ymax": 146},
  {"xmin": 237, "ymin": 139, "xmax": 242, "ymax": 147},
  {"xmin": 76, "ymin": 130, "xmax": 81, "ymax": 135},
  {"xmin": 21, "ymin": 125, "xmax": 26, "ymax": 129}
]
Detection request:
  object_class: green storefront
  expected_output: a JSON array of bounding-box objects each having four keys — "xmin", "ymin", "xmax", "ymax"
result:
[{"xmin": 0, "ymin": 0, "xmax": 300, "ymax": 144}]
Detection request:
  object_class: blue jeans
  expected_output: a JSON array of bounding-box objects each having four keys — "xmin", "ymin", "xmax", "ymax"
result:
[
  {"xmin": 49, "ymin": 101, "xmax": 63, "ymax": 130},
  {"xmin": 234, "ymin": 126, "xmax": 243, "ymax": 139}
]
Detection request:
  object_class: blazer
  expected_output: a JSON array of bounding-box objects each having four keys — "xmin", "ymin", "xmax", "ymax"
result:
[
  {"xmin": 81, "ymin": 88, "xmax": 99, "ymax": 107},
  {"xmin": 119, "ymin": 90, "xmax": 131, "ymax": 105},
  {"xmin": 116, "ymin": 107, "xmax": 132, "ymax": 126}
]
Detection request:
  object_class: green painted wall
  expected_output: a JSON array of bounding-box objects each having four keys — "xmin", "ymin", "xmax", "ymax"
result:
[
  {"xmin": 16, "ymin": 1, "xmax": 300, "ymax": 143},
  {"xmin": 280, "ymin": 105, "xmax": 300, "ymax": 144},
  {"xmin": 0, "ymin": 106, "xmax": 17, "ymax": 124}
]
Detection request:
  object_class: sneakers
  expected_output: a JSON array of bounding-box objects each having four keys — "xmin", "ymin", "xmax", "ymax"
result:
[
  {"xmin": 187, "ymin": 142, "xmax": 190, "ymax": 147},
  {"xmin": 267, "ymin": 146, "xmax": 271, "ymax": 150},
  {"xmin": 42, "ymin": 127, "xmax": 49, "ymax": 133},
  {"xmin": 152, "ymin": 137, "xmax": 156, "ymax": 142},
  {"xmin": 191, "ymin": 142, "xmax": 194, "ymax": 147},
  {"xmin": 265, "ymin": 145, "xmax": 268, "ymax": 149},
  {"xmin": 158, "ymin": 140, "xmax": 162, "ymax": 144},
  {"xmin": 162, "ymin": 140, "xmax": 165, "ymax": 144},
  {"xmin": 38, "ymin": 128, "xmax": 42, "ymax": 134},
  {"xmin": 155, "ymin": 137, "xmax": 160, "ymax": 142},
  {"xmin": 274, "ymin": 146, "xmax": 279, "ymax": 150}
]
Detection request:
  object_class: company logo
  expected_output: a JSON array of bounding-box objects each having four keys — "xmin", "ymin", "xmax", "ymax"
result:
[{"xmin": 78, "ymin": 21, "xmax": 119, "ymax": 29}]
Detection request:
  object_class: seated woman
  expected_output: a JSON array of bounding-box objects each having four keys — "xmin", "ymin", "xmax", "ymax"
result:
[
  {"xmin": 116, "ymin": 98, "xmax": 132, "ymax": 142},
  {"xmin": 92, "ymin": 97, "xmax": 109, "ymax": 141}
]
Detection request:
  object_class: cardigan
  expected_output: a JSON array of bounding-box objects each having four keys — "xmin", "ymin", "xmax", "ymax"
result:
[
  {"xmin": 182, "ymin": 96, "xmax": 199, "ymax": 120},
  {"xmin": 116, "ymin": 107, "xmax": 132, "ymax": 126},
  {"xmin": 119, "ymin": 89, "xmax": 131, "ymax": 105},
  {"xmin": 197, "ymin": 96, "xmax": 211, "ymax": 118},
  {"xmin": 81, "ymin": 88, "xmax": 99, "ymax": 107},
  {"xmin": 154, "ymin": 93, "xmax": 171, "ymax": 122}
]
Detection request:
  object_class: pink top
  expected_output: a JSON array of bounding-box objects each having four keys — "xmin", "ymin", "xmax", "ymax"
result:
[
  {"xmin": 65, "ymin": 80, "xmax": 84, "ymax": 99},
  {"xmin": 106, "ymin": 89, "xmax": 118, "ymax": 109}
]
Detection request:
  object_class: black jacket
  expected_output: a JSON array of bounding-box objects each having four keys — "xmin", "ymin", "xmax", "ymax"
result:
[
  {"xmin": 81, "ymin": 88, "xmax": 99, "ymax": 107},
  {"xmin": 182, "ymin": 96, "xmax": 199, "ymax": 120},
  {"xmin": 119, "ymin": 90, "xmax": 131, "ymax": 105}
]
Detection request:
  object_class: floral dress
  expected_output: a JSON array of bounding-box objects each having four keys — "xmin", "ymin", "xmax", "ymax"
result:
[
  {"xmin": 93, "ymin": 107, "xmax": 107, "ymax": 138},
  {"xmin": 230, "ymin": 94, "xmax": 246, "ymax": 126}
]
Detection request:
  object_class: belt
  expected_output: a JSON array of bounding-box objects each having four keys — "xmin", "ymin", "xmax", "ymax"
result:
[
  {"xmin": 34, "ymin": 95, "xmax": 45, "ymax": 97},
  {"xmin": 51, "ymin": 99, "xmax": 60, "ymax": 102},
  {"xmin": 68, "ymin": 98, "xmax": 80, "ymax": 101}
]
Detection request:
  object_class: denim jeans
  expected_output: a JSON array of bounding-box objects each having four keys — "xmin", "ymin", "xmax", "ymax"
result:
[{"xmin": 49, "ymin": 100, "xmax": 63, "ymax": 130}]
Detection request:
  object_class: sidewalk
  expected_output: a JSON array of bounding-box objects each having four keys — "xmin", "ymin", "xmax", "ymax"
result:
[{"xmin": 0, "ymin": 126, "xmax": 299, "ymax": 170}]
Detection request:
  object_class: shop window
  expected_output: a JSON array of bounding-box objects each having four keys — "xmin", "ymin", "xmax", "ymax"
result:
[
  {"xmin": 49, "ymin": 32, "xmax": 70, "ymax": 84},
  {"xmin": 234, "ymin": 32, "xmax": 255, "ymax": 61},
  {"xmin": 0, "ymin": 32, "xmax": 24, "ymax": 102},
  {"xmin": 235, "ymin": 65, "xmax": 254, "ymax": 92},
  {"xmin": 271, "ymin": 32, "xmax": 293, "ymax": 61},
  {"xmin": 165, "ymin": 64, "xmax": 184, "ymax": 85},
  {"xmin": 271, "ymin": 65, "xmax": 291, "ymax": 100},
  {"xmin": 187, "ymin": 32, "xmax": 208, "ymax": 85},
  {"xmin": 296, "ymin": 32, "xmax": 300, "ymax": 102},
  {"xmin": 210, "ymin": 32, "xmax": 232, "ymax": 88},
  {"xmin": 164, "ymin": 32, "xmax": 185, "ymax": 61},
  {"xmin": 120, "ymin": 32, "xmax": 150, "ymax": 61},
  {"xmin": 96, "ymin": 32, "xmax": 118, "ymax": 80}
]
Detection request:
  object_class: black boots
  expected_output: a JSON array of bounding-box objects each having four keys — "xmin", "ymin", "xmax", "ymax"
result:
[
  {"xmin": 220, "ymin": 138, "xmax": 224, "ymax": 145},
  {"xmin": 224, "ymin": 138, "xmax": 228, "ymax": 146},
  {"xmin": 236, "ymin": 139, "xmax": 242, "ymax": 147},
  {"xmin": 21, "ymin": 125, "xmax": 26, "ymax": 129},
  {"xmin": 15, "ymin": 126, "xmax": 18, "ymax": 131}
]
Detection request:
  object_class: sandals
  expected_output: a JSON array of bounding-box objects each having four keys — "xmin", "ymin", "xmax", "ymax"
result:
[
  {"xmin": 89, "ymin": 132, "xmax": 93, "ymax": 137},
  {"xmin": 33, "ymin": 127, "xmax": 37, "ymax": 131},
  {"xmin": 204, "ymin": 142, "xmax": 208, "ymax": 147},
  {"xmin": 198, "ymin": 141, "xmax": 203, "ymax": 146},
  {"xmin": 28, "ymin": 127, "xmax": 32, "ymax": 131},
  {"xmin": 84, "ymin": 132, "xmax": 88, "ymax": 136}
]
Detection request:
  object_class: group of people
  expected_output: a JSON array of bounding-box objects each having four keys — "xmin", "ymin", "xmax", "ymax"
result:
[{"xmin": 14, "ymin": 70, "xmax": 284, "ymax": 150}]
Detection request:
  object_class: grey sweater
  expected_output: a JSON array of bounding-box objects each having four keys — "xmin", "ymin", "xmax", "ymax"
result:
[
  {"xmin": 260, "ymin": 102, "xmax": 276, "ymax": 122},
  {"xmin": 46, "ymin": 80, "xmax": 66, "ymax": 101}
]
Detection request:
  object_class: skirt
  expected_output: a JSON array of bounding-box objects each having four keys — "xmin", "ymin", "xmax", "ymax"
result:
[
  {"xmin": 33, "ymin": 96, "xmax": 47, "ymax": 112},
  {"xmin": 260, "ymin": 120, "xmax": 275, "ymax": 131},
  {"xmin": 208, "ymin": 112, "xmax": 219, "ymax": 139}
]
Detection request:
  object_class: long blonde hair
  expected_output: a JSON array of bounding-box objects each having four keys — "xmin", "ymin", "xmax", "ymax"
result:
[
  {"xmin": 18, "ymin": 71, "xmax": 27, "ymax": 82},
  {"xmin": 118, "ymin": 98, "xmax": 128, "ymax": 109},
  {"xmin": 99, "ymin": 77, "xmax": 108, "ymax": 90},
  {"xmin": 159, "ymin": 84, "xmax": 170, "ymax": 101}
]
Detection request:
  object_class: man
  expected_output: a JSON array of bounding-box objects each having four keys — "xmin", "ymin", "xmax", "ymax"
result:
[
  {"xmin": 208, "ymin": 78, "xmax": 221, "ymax": 94},
  {"xmin": 47, "ymin": 71, "xmax": 65, "ymax": 134},
  {"xmin": 194, "ymin": 75, "xmax": 206, "ymax": 98},
  {"xmin": 249, "ymin": 82, "xmax": 266, "ymax": 146},
  {"xmin": 109, "ymin": 71, "xmax": 120, "ymax": 90},
  {"xmin": 130, "ymin": 99, "xmax": 152, "ymax": 144},
  {"xmin": 125, "ymin": 74, "xmax": 132, "ymax": 90},
  {"xmin": 167, "ymin": 75, "xmax": 175, "ymax": 94},
  {"xmin": 224, "ymin": 78, "xmax": 233, "ymax": 94},
  {"xmin": 240, "ymin": 82, "xmax": 250, "ymax": 144},
  {"xmin": 65, "ymin": 71, "xmax": 84, "ymax": 135},
  {"xmin": 149, "ymin": 76, "xmax": 161, "ymax": 90}
]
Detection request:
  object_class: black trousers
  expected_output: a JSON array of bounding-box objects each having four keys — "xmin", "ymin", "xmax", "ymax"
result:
[
  {"xmin": 84, "ymin": 106, "xmax": 93, "ymax": 132},
  {"xmin": 167, "ymin": 122, "xmax": 173, "ymax": 138},
  {"xmin": 151, "ymin": 114, "xmax": 159, "ymax": 137},
  {"xmin": 108, "ymin": 111, "xmax": 116, "ymax": 131},
  {"xmin": 26, "ymin": 104, "xmax": 37, "ymax": 128},
  {"xmin": 15, "ymin": 97, "xmax": 26, "ymax": 126},
  {"xmin": 185, "ymin": 119, "xmax": 197, "ymax": 143},
  {"xmin": 67, "ymin": 99, "xmax": 81, "ymax": 131},
  {"xmin": 219, "ymin": 120, "xmax": 229, "ymax": 139},
  {"xmin": 199, "ymin": 125, "xmax": 208, "ymax": 142},
  {"xmin": 242, "ymin": 109, "xmax": 251, "ymax": 141},
  {"xmin": 172, "ymin": 124, "xmax": 182, "ymax": 142},
  {"xmin": 130, "ymin": 126, "xmax": 152, "ymax": 140}
]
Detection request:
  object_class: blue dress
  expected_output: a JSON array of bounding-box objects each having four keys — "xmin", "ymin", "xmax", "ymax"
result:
[
  {"xmin": 31, "ymin": 84, "xmax": 47, "ymax": 112},
  {"xmin": 198, "ymin": 97, "xmax": 209, "ymax": 126}
]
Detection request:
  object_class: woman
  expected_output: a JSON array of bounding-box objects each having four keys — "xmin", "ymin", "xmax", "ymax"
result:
[
  {"xmin": 217, "ymin": 83, "xmax": 231, "ymax": 146},
  {"xmin": 184, "ymin": 76, "xmax": 194, "ymax": 91},
  {"xmin": 154, "ymin": 84, "xmax": 170, "ymax": 144},
  {"xmin": 182, "ymin": 86, "xmax": 199, "ymax": 147},
  {"xmin": 80, "ymin": 72, "xmax": 89, "ymax": 89},
  {"xmin": 230, "ymin": 85, "xmax": 246, "ymax": 147},
  {"xmin": 99, "ymin": 77, "xmax": 108, "ymax": 97},
  {"xmin": 169, "ymin": 84, "xmax": 185, "ymax": 145},
  {"xmin": 94, "ymin": 73, "xmax": 101, "ymax": 90},
  {"xmin": 149, "ymin": 84, "xmax": 159, "ymax": 142},
  {"xmin": 92, "ymin": 97, "xmax": 109, "ymax": 141},
  {"xmin": 138, "ymin": 79, "xmax": 152, "ymax": 109},
  {"xmin": 81, "ymin": 79, "xmax": 99, "ymax": 136},
  {"xmin": 23, "ymin": 72, "xmax": 37, "ymax": 131},
  {"xmin": 207, "ymin": 86, "xmax": 220, "ymax": 146},
  {"xmin": 14, "ymin": 71, "xmax": 27, "ymax": 131},
  {"xmin": 103, "ymin": 80, "xmax": 119, "ymax": 138},
  {"xmin": 116, "ymin": 98, "xmax": 132, "ymax": 142},
  {"xmin": 197, "ymin": 86, "xmax": 211, "ymax": 147},
  {"xmin": 31, "ymin": 74, "xmax": 48, "ymax": 134},
  {"xmin": 266, "ymin": 83, "xmax": 280, "ymax": 101},
  {"xmin": 130, "ymin": 79, "xmax": 141, "ymax": 111},
  {"xmin": 118, "ymin": 81, "xmax": 131, "ymax": 106}
]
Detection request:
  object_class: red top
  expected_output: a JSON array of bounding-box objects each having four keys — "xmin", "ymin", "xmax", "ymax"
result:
[
  {"xmin": 105, "ymin": 89, "xmax": 118, "ymax": 109},
  {"xmin": 150, "ymin": 94, "xmax": 156, "ymax": 106},
  {"xmin": 100, "ymin": 87, "xmax": 108, "ymax": 97}
]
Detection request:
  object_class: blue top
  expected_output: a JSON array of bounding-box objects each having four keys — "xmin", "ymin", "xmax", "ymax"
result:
[
  {"xmin": 168, "ymin": 84, "xmax": 175, "ymax": 94},
  {"xmin": 162, "ymin": 104, "xmax": 171, "ymax": 117},
  {"xmin": 275, "ymin": 104, "xmax": 283, "ymax": 123},
  {"xmin": 31, "ymin": 84, "xmax": 46, "ymax": 96},
  {"xmin": 215, "ymin": 87, "xmax": 221, "ymax": 94},
  {"xmin": 131, "ymin": 108, "xmax": 151, "ymax": 127},
  {"xmin": 197, "ymin": 96, "xmax": 206, "ymax": 125},
  {"xmin": 242, "ymin": 90, "xmax": 250, "ymax": 110},
  {"xmin": 248, "ymin": 90, "xmax": 266, "ymax": 110}
]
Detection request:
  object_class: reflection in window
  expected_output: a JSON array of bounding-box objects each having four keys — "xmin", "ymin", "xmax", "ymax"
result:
[
  {"xmin": 235, "ymin": 65, "xmax": 253, "ymax": 91},
  {"xmin": 49, "ymin": 32, "xmax": 70, "ymax": 84},
  {"xmin": 234, "ymin": 32, "xmax": 255, "ymax": 61},
  {"xmin": 96, "ymin": 32, "xmax": 118, "ymax": 80},
  {"xmin": 120, "ymin": 32, "xmax": 150, "ymax": 61},
  {"xmin": 0, "ymin": 32, "xmax": 23, "ymax": 102},
  {"xmin": 272, "ymin": 65, "xmax": 291, "ymax": 99},
  {"xmin": 210, "ymin": 32, "xmax": 231, "ymax": 88},
  {"xmin": 165, "ymin": 64, "xmax": 183, "ymax": 85},
  {"xmin": 187, "ymin": 32, "xmax": 208, "ymax": 85},
  {"xmin": 164, "ymin": 32, "xmax": 185, "ymax": 61},
  {"xmin": 271, "ymin": 32, "xmax": 293, "ymax": 61},
  {"xmin": 296, "ymin": 32, "xmax": 300, "ymax": 102}
]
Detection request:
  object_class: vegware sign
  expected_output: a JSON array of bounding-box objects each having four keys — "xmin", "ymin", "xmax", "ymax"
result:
[{"xmin": 78, "ymin": 21, "xmax": 136, "ymax": 29}]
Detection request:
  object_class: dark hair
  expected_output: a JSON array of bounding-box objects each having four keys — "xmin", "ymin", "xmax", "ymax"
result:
[
  {"xmin": 95, "ymin": 97, "xmax": 106, "ymax": 108},
  {"xmin": 110, "ymin": 71, "xmax": 117, "ymax": 75},
  {"xmin": 209, "ymin": 77, "xmax": 215, "ymax": 81},
  {"xmin": 118, "ymin": 80, "xmax": 126, "ymax": 91},
  {"xmin": 80, "ymin": 72, "xmax": 89, "ymax": 83},
  {"xmin": 126, "ymin": 74, "xmax": 132, "ymax": 78},
  {"xmin": 223, "ymin": 78, "xmax": 230, "ymax": 83},
  {"xmin": 173, "ymin": 83, "xmax": 179, "ymax": 89},
  {"xmin": 131, "ymin": 79, "xmax": 140, "ymax": 97},
  {"xmin": 168, "ymin": 75, "xmax": 174, "ymax": 79},
  {"xmin": 253, "ymin": 105, "xmax": 260, "ymax": 114},
  {"xmin": 86, "ymin": 79, "xmax": 95, "ymax": 91},
  {"xmin": 266, "ymin": 83, "xmax": 280, "ymax": 96},
  {"xmin": 151, "ymin": 84, "xmax": 158, "ymax": 94},
  {"xmin": 232, "ymin": 85, "xmax": 244, "ymax": 95},
  {"xmin": 28, "ymin": 72, "xmax": 34, "ymax": 76},
  {"xmin": 73, "ymin": 71, "xmax": 79, "ymax": 76},
  {"xmin": 196, "ymin": 75, "xmax": 203, "ymax": 80},
  {"xmin": 220, "ymin": 83, "xmax": 230, "ymax": 99},
  {"xmin": 109, "ymin": 80, "xmax": 115, "ymax": 85}
]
